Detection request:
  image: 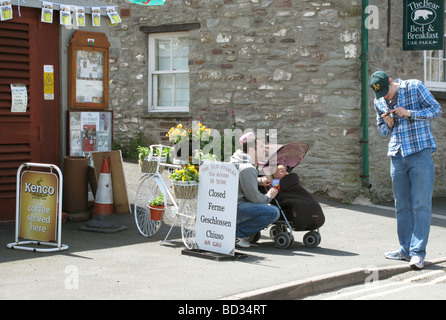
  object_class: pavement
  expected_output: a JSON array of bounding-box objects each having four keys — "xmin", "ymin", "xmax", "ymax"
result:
[{"xmin": 0, "ymin": 159, "xmax": 445, "ymax": 300}]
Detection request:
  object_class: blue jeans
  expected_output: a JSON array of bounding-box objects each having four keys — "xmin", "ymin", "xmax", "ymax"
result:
[
  {"xmin": 390, "ymin": 148, "xmax": 434, "ymax": 259},
  {"xmin": 236, "ymin": 202, "xmax": 280, "ymax": 238}
]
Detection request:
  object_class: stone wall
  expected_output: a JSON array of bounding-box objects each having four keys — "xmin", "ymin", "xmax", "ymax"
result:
[{"xmin": 108, "ymin": 0, "xmax": 445, "ymax": 202}]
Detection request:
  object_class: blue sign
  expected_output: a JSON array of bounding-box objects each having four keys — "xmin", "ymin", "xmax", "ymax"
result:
[{"xmin": 127, "ymin": 0, "xmax": 166, "ymax": 6}]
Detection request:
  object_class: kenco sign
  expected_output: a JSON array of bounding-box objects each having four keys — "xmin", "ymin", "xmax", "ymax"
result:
[
  {"xmin": 19, "ymin": 171, "xmax": 59, "ymax": 242},
  {"xmin": 403, "ymin": 0, "xmax": 444, "ymax": 50},
  {"xmin": 7, "ymin": 163, "xmax": 67, "ymax": 252}
]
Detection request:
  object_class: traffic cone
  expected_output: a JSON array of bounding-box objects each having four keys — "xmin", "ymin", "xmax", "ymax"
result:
[
  {"xmin": 93, "ymin": 156, "xmax": 114, "ymax": 216},
  {"xmin": 79, "ymin": 156, "xmax": 126, "ymax": 233}
]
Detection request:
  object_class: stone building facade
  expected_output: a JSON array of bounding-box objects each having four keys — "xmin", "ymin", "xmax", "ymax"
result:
[{"xmin": 107, "ymin": 0, "xmax": 446, "ymax": 202}]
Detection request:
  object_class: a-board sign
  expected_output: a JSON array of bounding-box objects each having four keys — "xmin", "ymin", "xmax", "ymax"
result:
[
  {"xmin": 195, "ymin": 161, "xmax": 239, "ymax": 256},
  {"xmin": 19, "ymin": 170, "xmax": 59, "ymax": 242}
]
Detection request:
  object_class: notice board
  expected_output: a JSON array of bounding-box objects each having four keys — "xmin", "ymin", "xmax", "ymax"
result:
[{"xmin": 68, "ymin": 110, "xmax": 113, "ymax": 157}]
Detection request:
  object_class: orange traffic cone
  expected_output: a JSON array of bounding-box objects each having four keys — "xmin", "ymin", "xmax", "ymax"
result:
[
  {"xmin": 93, "ymin": 156, "xmax": 114, "ymax": 216},
  {"xmin": 79, "ymin": 156, "xmax": 126, "ymax": 233}
]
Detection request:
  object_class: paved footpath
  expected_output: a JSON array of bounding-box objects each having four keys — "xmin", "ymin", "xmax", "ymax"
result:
[{"xmin": 0, "ymin": 160, "xmax": 445, "ymax": 300}]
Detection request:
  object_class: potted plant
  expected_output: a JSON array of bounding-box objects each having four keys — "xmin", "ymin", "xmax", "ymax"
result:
[
  {"xmin": 166, "ymin": 123, "xmax": 191, "ymax": 164},
  {"xmin": 169, "ymin": 164, "xmax": 199, "ymax": 199},
  {"xmin": 137, "ymin": 145, "xmax": 170, "ymax": 173},
  {"xmin": 166, "ymin": 122, "xmax": 212, "ymax": 164},
  {"xmin": 137, "ymin": 146, "xmax": 156, "ymax": 173},
  {"xmin": 150, "ymin": 145, "xmax": 170, "ymax": 162},
  {"xmin": 148, "ymin": 193, "xmax": 165, "ymax": 221}
]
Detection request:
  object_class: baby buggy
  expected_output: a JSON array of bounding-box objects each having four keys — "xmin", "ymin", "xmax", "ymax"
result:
[{"xmin": 251, "ymin": 142, "xmax": 325, "ymax": 249}]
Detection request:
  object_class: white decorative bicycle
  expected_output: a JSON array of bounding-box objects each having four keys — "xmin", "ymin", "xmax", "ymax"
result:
[{"xmin": 133, "ymin": 145, "xmax": 198, "ymax": 249}]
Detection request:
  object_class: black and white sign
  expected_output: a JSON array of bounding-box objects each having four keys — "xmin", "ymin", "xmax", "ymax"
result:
[{"xmin": 195, "ymin": 161, "xmax": 239, "ymax": 256}]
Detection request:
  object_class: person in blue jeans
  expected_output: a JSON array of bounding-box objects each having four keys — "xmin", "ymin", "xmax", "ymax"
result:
[
  {"xmin": 369, "ymin": 71, "xmax": 442, "ymax": 269},
  {"xmin": 230, "ymin": 132, "xmax": 280, "ymax": 248}
]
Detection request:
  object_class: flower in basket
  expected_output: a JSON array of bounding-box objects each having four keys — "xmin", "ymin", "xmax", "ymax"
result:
[
  {"xmin": 137, "ymin": 146, "xmax": 150, "ymax": 160},
  {"xmin": 169, "ymin": 164, "xmax": 199, "ymax": 182},
  {"xmin": 191, "ymin": 122, "xmax": 211, "ymax": 142},
  {"xmin": 166, "ymin": 123, "xmax": 190, "ymax": 145},
  {"xmin": 193, "ymin": 150, "xmax": 217, "ymax": 163}
]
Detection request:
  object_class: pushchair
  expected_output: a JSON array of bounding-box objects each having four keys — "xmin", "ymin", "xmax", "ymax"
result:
[{"xmin": 251, "ymin": 142, "xmax": 325, "ymax": 249}]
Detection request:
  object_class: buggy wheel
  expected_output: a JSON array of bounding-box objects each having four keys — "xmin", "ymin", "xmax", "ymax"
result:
[
  {"xmin": 134, "ymin": 175, "xmax": 165, "ymax": 237},
  {"xmin": 303, "ymin": 231, "xmax": 321, "ymax": 248},
  {"xmin": 269, "ymin": 225, "xmax": 282, "ymax": 239},
  {"xmin": 246, "ymin": 231, "xmax": 261, "ymax": 244},
  {"xmin": 289, "ymin": 233, "xmax": 295, "ymax": 246},
  {"xmin": 315, "ymin": 231, "xmax": 321, "ymax": 246},
  {"xmin": 274, "ymin": 232, "xmax": 292, "ymax": 249}
]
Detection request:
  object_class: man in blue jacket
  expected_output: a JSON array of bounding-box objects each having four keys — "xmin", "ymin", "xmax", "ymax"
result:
[{"xmin": 369, "ymin": 71, "xmax": 442, "ymax": 269}]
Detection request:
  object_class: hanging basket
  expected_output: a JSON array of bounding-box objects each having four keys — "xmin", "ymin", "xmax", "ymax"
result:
[
  {"xmin": 138, "ymin": 155, "xmax": 164, "ymax": 173},
  {"xmin": 170, "ymin": 180, "xmax": 199, "ymax": 199}
]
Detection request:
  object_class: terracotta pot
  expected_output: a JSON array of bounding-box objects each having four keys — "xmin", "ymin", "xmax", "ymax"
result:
[{"xmin": 149, "ymin": 205, "xmax": 164, "ymax": 221}]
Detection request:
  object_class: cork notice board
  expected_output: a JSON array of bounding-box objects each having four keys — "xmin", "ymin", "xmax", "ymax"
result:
[{"xmin": 91, "ymin": 150, "xmax": 130, "ymax": 214}]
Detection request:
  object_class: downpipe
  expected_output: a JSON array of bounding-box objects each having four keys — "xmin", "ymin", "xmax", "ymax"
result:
[{"xmin": 360, "ymin": 0, "xmax": 372, "ymax": 189}]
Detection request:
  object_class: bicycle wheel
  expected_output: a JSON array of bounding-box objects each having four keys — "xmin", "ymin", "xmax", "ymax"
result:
[
  {"xmin": 134, "ymin": 175, "xmax": 166, "ymax": 237},
  {"xmin": 178, "ymin": 198, "xmax": 197, "ymax": 249}
]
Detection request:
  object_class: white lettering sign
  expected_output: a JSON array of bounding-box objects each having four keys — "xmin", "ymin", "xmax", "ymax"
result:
[
  {"xmin": 196, "ymin": 161, "xmax": 239, "ymax": 255},
  {"xmin": 10, "ymin": 84, "xmax": 28, "ymax": 112}
]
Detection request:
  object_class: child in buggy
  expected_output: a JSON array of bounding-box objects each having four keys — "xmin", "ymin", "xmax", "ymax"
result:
[{"xmin": 250, "ymin": 142, "xmax": 325, "ymax": 249}]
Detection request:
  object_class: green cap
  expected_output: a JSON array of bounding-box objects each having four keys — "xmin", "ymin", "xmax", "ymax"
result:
[{"xmin": 369, "ymin": 71, "xmax": 389, "ymax": 99}]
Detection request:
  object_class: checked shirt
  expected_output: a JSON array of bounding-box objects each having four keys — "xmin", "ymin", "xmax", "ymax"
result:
[{"xmin": 373, "ymin": 79, "xmax": 442, "ymax": 157}]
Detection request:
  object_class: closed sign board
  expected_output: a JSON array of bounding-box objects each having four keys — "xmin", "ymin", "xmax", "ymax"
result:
[{"xmin": 195, "ymin": 161, "xmax": 239, "ymax": 256}]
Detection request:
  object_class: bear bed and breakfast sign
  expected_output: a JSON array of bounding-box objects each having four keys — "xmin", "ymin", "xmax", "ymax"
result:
[{"xmin": 403, "ymin": 0, "xmax": 444, "ymax": 51}]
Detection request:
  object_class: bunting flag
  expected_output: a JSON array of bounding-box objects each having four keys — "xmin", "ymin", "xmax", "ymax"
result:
[
  {"xmin": 127, "ymin": 0, "xmax": 166, "ymax": 6},
  {"xmin": 75, "ymin": 6, "xmax": 85, "ymax": 27},
  {"xmin": 0, "ymin": 1, "xmax": 13, "ymax": 21},
  {"xmin": 36, "ymin": 2, "xmax": 122, "ymax": 27},
  {"xmin": 41, "ymin": 1, "xmax": 54, "ymax": 23},
  {"xmin": 0, "ymin": 1, "xmax": 121, "ymax": 26},
  {"xmin": 60, "ymin": 4, "xmax": 71, "ymax": 25},
  {"xmin": 106, "ymin": 6, "xmax": 121, "ymax": 25},
  {"xmin": 91, "ymin": 6, "xmax": 101, "ymax": 27}
]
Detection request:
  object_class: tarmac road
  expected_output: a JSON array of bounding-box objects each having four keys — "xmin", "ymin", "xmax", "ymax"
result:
[{"xmin": 0, "ymin": 159, "xmax": 445, "ymax": 300}]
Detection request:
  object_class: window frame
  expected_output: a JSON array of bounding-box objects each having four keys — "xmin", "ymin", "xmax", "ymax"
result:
[
  {"xmin": 424, "ymin": 41, "xmax": 446, "ymax": 92},
  {"xmin": 148, "ymin": 31, "xmax": 190, "ymax": 113},
  {"xmin": 424, "ymin": 8, "xmax": 446, "ymax": 92}
]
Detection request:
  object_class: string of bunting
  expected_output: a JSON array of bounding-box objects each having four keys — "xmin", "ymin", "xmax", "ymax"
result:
[{"xmin": 0, "ymin": 0, "xmax": 121, "ymax": 26}]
